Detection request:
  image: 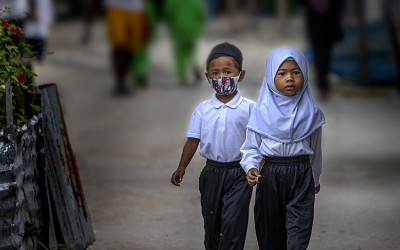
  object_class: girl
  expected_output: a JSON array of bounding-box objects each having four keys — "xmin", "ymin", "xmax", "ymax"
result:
[{"xmin": 240, "ymin": 47, "xmax": 326, "ymax": 250}]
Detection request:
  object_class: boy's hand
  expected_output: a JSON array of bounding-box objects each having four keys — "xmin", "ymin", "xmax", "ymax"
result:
[
  {"xmin": 171, "ymin": 167, "xmax": 186, "ymax": 186},
  {"xmin": 246, "ymin": 168, "xmax": 261, "ymax": 186},
  {"xmin": 315, "ymin": 184, "xmax": 320, "ymax": 194}
]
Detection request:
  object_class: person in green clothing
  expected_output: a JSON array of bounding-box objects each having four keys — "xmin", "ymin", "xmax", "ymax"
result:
[
  {"xmin": 163, "ymin": 0, "xmax": 205, "ymax": 86},
  {"xmin": 130, "ymin": 0, "xmax": 158, "ymax": 88}
]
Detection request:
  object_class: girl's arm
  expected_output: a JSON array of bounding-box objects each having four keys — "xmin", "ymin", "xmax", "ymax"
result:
[
  {"xmin": 241, "ymin": 129, "xmax": 263, "ymax": 165},
  {"xmin": 309, "ymin": 127, "xmax": 323, "ymax": 193},
  {"xmin": 240, "ymin": 129, "xmax": 263, "ymax": 186},
  {"xmin": 171, "ymin": 138, "xmax": 200, "ymax": 186}
]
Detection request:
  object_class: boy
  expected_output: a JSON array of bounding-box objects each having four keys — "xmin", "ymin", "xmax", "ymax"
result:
[{"xmin": 171, "ymin": 42, "xmax": 255, "ymax": 250}]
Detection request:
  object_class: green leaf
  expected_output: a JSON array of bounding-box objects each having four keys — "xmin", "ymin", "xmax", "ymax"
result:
[
  {"xmin": 29, "ymin": 103, "xmax": 41, "ymax": 112},
  {"xmin": 11, "ymin": 75, "xmax": 18, "ymax": 82}
]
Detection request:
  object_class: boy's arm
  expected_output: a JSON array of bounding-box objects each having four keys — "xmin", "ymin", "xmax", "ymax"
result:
[
  {"xmin": 171, "ymin": 138, "xmax": 200, "ymax": 186},
  {"xmin": 246, "ymin": 168, "xmax": 261, "ymax": 186}
]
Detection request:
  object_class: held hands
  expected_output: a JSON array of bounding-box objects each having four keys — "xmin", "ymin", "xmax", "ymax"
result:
[
  {"xmin": 171, "ymin": 166, "xmax": 186, "ymax": 186},
  {"xmin": 246, "ymin": 168, "xmax": 261, "ymax": 186},
  {"xmin": 315, "ymin": 184, "xmax": 320, "ymax": 194}
]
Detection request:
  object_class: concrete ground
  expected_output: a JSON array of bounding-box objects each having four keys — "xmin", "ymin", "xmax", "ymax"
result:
[{"xmin": 33, "ymin": 16, "xmax": 400, "ymax": 250}]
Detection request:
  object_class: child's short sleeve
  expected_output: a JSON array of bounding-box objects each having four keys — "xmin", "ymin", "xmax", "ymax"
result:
[{"xmin": 186, "ymin": 105, "xmax": 202, "ymax": 139}]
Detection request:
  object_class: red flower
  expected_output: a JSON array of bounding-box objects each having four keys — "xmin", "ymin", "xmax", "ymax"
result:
[
  {"xmin": 13, "ymin": 73, "xmax": 27, "ymax": 83},
  {"xmin": 1, "ymin": 19, "xmax": 9, "ymax": 28},
  {"xmin": 16, "ymin": 28, "xmax": 22, "ymax": 37},
  {"xmin": 9, "ymin": 26, "xmax": 22, "ymax": 37}
]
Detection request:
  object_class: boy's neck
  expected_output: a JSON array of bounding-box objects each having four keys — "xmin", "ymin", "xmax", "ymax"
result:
[{"xmin": 216, "ymin": 90, "xmax": 238, "ymax": 104}]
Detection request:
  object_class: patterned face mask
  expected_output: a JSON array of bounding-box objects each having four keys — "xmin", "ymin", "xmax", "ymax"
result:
[{"xmin": 208, "ymin": 73, "xmax": 241, "ymax": 95}]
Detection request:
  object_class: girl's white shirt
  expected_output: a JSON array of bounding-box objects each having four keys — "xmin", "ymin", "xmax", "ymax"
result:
[
  {"xmin": 240, "ymin": 127, "xmax": 322, "ymax": 187},
  {"xmin": 186, "ymin": 90, "xmax": 256, "ymax": 163}
]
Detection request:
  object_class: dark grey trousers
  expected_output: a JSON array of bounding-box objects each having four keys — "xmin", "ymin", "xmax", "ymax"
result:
[
  {"xmin": 255, "ymin": 155, "xmax": 315, "ymax": 250},
  {"xmin": 199, "ymin": 159, "xmax": 252, "ymax": 250}
]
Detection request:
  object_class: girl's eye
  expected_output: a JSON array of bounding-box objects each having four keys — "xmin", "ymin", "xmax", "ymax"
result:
[
  {"xmin": 277, "ymin": 72, "xmax": 285, "ymax": 76},
  {"xmin": 293, "ymin": 71, "xmax": 301, "ymax": 75}
]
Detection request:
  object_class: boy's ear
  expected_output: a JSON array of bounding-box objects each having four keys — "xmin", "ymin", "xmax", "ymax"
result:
[
  {"xmin": 239, "ymin": 70, "xmax": 246, "ymax": 82},
  {"xmin": 204, "ymin": 72, "xmax": 209, "ymax": 79}
]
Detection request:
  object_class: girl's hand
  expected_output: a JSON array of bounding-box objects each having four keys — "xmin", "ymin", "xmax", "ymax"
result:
[
  {"xmin": 171, "ymin": 167, "xmax": 185, "ymax": 186},
  {"xmin": 315, "ymin": 184, "xmax": 321, "ymax": 194},
  {"xmin": 246, "ymin": 168, "xmax": 261, "ymax": 186}
]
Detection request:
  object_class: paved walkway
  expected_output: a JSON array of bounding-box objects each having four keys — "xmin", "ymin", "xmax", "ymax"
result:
[{"xmin": 33, "ymin": 17, "xmax": 400, "ymax": 250}]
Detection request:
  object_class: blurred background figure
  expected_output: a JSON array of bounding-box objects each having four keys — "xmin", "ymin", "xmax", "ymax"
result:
[
  {"xmin": 301, "ymin": 0, "xmax": 345, "ymax": 100},
  {"xmin": 226, "ymin": 0, "xmax": 257, "ymax": 34},
  {"xmin": 0, "ymin": 0, "xmax": 27, "ymax": 30},
  {"xmin": 83, "ymin": 0, "xmax": 151, "ymax": 96},
  {"xmin": 129, "ymin": 0, "xmax": 157, "ymax": 89},
  {"xmin": 24, "ymin": 0, "xmax": 54, "ymax": 61},
  {"xmin": 0, "ymin": 0, "xmax": 54, "ymax": 84},
  {"xmin": 204, "ymin": 0, "xmax": 221, "ymax": 20},
  {"xmin": 163, "ymin": 0, "xmax": 205, "ymax": 86}
]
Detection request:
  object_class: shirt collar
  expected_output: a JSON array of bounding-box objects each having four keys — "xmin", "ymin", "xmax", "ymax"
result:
[{"xmin": 211, "ymin": 90, "xmax": 243, "ymax": 109}]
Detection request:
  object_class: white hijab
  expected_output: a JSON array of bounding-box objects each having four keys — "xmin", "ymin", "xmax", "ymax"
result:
[{"xmin": 247, "ymin": 47, "xmax": 325, "ymax": 143}]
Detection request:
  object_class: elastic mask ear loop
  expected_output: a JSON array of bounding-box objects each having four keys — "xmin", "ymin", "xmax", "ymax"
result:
[
  {"xmin": 237, "ymin": 71, "xmax": 242, "ymax": 81},
  {"xmin": 206, "ymin": 71, "xmax": 212, "ymax": 85}
]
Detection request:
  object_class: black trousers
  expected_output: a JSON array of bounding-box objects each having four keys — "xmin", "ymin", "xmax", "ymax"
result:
[
  {"xmin": 199, "ymin": 159, "xmax": 252, "ymax": 250},
  {"xmin": 255, "ymin": 155, "xmax": 315, "ymax": 250}
]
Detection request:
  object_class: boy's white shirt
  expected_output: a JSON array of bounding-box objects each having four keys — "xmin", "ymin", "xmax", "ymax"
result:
[
  {"xmin": 186, "ymin": 90, "xmax": 256, "ymax": 163},
  {"xmin": 240, "ymin": 127, "xmax": 323, "ymax": 187}
]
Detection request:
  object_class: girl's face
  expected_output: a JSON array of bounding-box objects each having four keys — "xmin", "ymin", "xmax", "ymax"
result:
[
  {"xmin": 205, "ymin": 56, "xmax": 243, "ymax": 80},
  {"xmin": 274, "ymin": 60, "xmax": 304, "ymax": 95}
]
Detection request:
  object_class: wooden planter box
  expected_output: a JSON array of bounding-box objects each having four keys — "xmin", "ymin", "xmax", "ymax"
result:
[{"xmin": 0, "ymin": 84, "xmax": 95, "ymax": 249}]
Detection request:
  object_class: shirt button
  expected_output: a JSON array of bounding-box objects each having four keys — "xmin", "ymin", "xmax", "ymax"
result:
[{"xmin": 223, "ymin": 106, "xmax": 226, "ymax": 109}]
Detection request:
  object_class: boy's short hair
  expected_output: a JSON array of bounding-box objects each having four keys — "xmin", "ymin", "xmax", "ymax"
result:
[{"xmin": 206, "ymin": 42, "xmax": 243, "ymax": 71}]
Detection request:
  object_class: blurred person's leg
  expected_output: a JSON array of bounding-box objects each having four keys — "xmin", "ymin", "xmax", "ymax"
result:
[
  {"xmin": 106, "ymin": 7, "xmax": 144, "ymax": 95},
  {"xmin": 205, "ymin": 0, "xmax": 220, "ymax": 19},
  {"xmin": 312, "ymin": 42, "xmax": 332, "ymax": 99},
  {"xmin": 174, "ymin": 40, "xmax": 197, "ymax": 86},
  {"xmin": 131, "ymin": 44, "xmax": 150, "ymax": 88},
  {"xmin": 130, "ymin": 1, "xmax": 156, "ymax": 89},
  {"xmin": 111, "ymin": 47, "xmax": 131, "ymax": 94},
  {"xmin": 227, "ymin": 0, "xmax": 241, "ymax": 33}
]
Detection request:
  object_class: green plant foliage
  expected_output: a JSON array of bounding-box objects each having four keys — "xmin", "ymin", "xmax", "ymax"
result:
[
  {"xmin": 0, "ymin": 7, "xmax": 39, "ymax": 127},
  {"xmin": 24, "ymin": 222, "xmax": 72, "ymax": 250}
]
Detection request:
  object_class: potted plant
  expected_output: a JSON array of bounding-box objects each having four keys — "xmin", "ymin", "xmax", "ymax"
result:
[
  {"xmin": 1, "ymin": 8, "xmax": 95, "ymax": 249},
  {"xmin": 0, "ymin": 7, "xmax": 45, "ymax": 249},
  {"xmin": 1, "ymin": 7, "xmax": 39, "ymax": 128}
]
